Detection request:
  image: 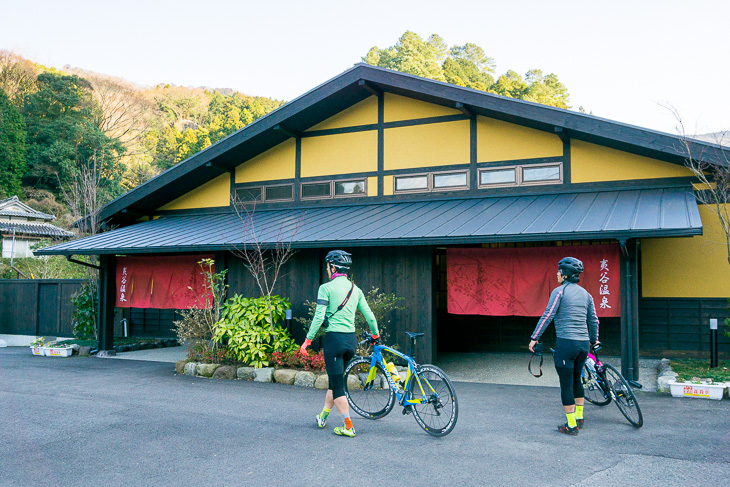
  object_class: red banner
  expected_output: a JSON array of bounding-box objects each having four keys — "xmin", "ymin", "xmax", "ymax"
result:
[
  {"xmin": 447, "ymin": 245, "xmax": 620, "ymax": 317},
  {"xmin": 116, "ymin": 254, "xmax": 214, "ymax": 309}
]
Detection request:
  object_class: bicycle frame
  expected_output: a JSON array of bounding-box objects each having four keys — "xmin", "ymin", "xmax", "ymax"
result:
[
  {"xmin": 587, "ymin": 351, "xmax": 603, "ymax": 371},
  {"xmin": 365, "ymin": 343, "xmax": 437, "ymax": 407}
]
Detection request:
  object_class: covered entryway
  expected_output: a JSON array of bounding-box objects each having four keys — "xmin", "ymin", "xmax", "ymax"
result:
[{"xmin": 435, "ymin": 242, "xmax": 623, "ymax": 355}]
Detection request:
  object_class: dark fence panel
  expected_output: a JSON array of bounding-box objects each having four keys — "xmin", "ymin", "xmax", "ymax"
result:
[
  {"xmin": 0, "ymin": 279, "xmax": 85, "ymax": 337},
  {"xmin": 126, "ymin": 308, "xmax": 179, "ymax": 338},
  {"xmin": 639, "ymin": 297, "xmax": 730, "ymax": 356},
  {"xmin": 226, "ymin": 247, "xmax": 435, "ymax": 362}
]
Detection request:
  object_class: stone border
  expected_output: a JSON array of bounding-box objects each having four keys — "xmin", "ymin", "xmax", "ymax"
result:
[
  {"xmin": 176, "ymin": 361, "xmax": 330, "ymax": 389},
  {"xmin": 656, "ymin": 358, "xmax": 678, "ymax": 393}
]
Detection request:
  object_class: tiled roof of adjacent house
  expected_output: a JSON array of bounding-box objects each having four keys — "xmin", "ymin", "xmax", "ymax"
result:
[{"xmin": 0, "ymin": 221, "xmax": 75, "ymax": 239}]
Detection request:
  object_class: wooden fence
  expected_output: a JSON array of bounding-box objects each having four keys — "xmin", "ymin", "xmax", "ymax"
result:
[{"xmin": 0, "ymin": 279, "xmax": 85, "ymax": 337}]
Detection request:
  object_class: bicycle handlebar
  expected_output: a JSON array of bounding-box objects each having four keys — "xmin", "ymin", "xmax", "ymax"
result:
[{"xmin": 359, "ymin": 331, "xmax": 380, "ymax": 346}]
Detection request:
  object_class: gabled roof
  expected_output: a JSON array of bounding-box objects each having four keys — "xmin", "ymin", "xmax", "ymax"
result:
[
  {"xmin": 96, "ymin": 63, "xmax": 730, "ymax": 227},
  {"xmin": 36, "ymin": 184, "xmax": 701, "ymax": 256},
  {"xmin": 0, "ymin": 196, "xmax": 56, "ymax": 220}
]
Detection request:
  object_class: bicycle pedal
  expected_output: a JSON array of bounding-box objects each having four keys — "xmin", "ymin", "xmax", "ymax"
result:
[{"xmin": 402, "ymin": 406, "xmax": 412, "ymax": 415}]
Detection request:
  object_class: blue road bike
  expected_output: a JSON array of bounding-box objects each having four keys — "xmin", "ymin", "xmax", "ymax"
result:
[{"xmin": 344, "ymin": 332, "xmax": 458, "ymax": 436}]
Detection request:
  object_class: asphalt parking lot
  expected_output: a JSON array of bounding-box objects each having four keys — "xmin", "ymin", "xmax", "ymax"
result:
[{"xmin": 1, "ymin": 347, "xmax": 728, "ymax": 486}]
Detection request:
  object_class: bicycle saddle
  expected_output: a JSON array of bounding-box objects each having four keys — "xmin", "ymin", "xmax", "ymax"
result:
[{"xmin": 405, "ymin": 332, "xmax": 424, "ymax": 339}]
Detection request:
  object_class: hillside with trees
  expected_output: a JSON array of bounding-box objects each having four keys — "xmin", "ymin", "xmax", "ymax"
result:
[
  {"xmin": 0, "ymin": 50, "xmax": 285, "ymax": 234},
  {"xmin": 363, "ymin": 31, "xmax": 571, "ymax": 109}
]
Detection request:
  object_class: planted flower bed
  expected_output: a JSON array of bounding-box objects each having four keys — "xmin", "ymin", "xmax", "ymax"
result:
[{"xmin": 660, "ymin": 358, "xmax": 730, "ymax": 400}]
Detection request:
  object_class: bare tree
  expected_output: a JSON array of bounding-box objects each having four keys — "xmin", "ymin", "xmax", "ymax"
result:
[
  {"xmin": 59, "ymin": 150, "xmax": 105, "ymax": 237},
  {"xmin": 0, "ymin": 50, "xmax": 38, "ymax": 104},
  {"xmin": 85, "ymin": 74, "xmax": 156, "ymax": 151},
  {"xmin": 231, "ymin": 195, "xmax": 303, "ymax": 330},
  {"xmin": 669, "ymin": 106, "xmax": 730, "ymax": 265}
]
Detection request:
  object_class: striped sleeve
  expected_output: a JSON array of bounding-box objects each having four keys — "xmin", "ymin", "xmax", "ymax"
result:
[
  {"xmin": 587, "ymin": 294, "xmax": 600, "ymax": 343},
  {"xmin": 531, "ymin": 287, "xmax": 563, "ymax": 340}
]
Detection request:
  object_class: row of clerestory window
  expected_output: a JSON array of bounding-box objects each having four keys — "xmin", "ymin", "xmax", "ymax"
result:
[{"xmin": 234, "ymin": 163, "xmax": 561, "ymax": 203}]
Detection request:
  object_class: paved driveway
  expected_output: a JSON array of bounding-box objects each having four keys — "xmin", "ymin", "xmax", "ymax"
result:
[{"xmin": 1, "ymin": 347, "xmax": 728, "ymax": 486}]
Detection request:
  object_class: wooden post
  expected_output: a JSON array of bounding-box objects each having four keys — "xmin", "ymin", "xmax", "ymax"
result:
[{"xmin": 97, "ymin": 254, "xmax": 116, "ymax": 352}]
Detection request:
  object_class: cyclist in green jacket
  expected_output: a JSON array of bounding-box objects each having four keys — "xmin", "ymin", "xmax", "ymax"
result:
[{"xmin": 300, "ymin": 250, "xmax": 379, "ymax": 438}]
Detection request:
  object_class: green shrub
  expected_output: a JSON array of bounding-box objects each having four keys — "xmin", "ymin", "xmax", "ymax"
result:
[
  {"xmin": 213, "ymin": 294, "xmax": 296, "ymax": 368},
  {"xmin": 70, "ymin": 282, "xmax": 98, "ymax": 339},
  {"xmin": 220, "ymin": 294, "xmax": 289, "ymax": 329}
]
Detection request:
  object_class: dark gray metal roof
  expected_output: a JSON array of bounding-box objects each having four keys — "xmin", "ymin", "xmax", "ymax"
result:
[{"xmin": 36, "ymin": 187, "xmax": 702, "ymax": 256}]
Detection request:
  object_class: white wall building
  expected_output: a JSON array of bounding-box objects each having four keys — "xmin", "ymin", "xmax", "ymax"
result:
[{"xmin": 0, "ymin": 196, "xmax": 75, "ymax": 259}]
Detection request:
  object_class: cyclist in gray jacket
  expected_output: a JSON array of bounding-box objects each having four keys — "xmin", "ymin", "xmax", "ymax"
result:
[{"xmin": 528, "ymin": 257, "xmax": 599, "ymax": 436}]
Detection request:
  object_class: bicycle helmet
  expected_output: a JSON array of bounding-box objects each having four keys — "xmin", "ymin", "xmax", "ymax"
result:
[
  {"xmin": 325, "ymin": 250, "xmax": 352, "ymax": 270},
  {"xmin": 558, "ymin": 257, "xmax": 583, "ymax": 283}
]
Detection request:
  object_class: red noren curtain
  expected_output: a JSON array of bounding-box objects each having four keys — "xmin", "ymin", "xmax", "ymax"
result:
[
  {"xmin": 116, "ymin": 254, "xmax": 214, "ymax": 309},
  {"xmin": 447, "ymin": 245, "xmax": 620, "ymax": 317}
]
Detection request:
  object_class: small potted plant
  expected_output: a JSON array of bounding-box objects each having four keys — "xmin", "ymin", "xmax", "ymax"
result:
[
  {"xmin": 668, "ymin": 377, "xmax": 726, "ymax": 400},
  {"xmin": 45, "ymin": 342, "xmax": 74, "ymax": 357},
  {"xmin": 29, "ymin": 337, "xmax": 46, "ymax": 356}
]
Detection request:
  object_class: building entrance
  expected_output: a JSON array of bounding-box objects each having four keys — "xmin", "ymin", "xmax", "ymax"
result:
[{"xmin": 434, "ymin": 244, "xmax": 622, "ymax": 356}]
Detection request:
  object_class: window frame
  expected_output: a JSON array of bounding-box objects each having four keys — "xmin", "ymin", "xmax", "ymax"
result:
[
  {"xmin": 431, "ymin": 169, "xmax": 469, "ymax": 191},
  {"xmin": 393, "ymin": 172, "xmax": 431, "ymax": 194},
  {"xmin": 478, "ymin": 166, "xmax": 518, "ymax": 188},
  {"xmin": 333, "ymin": 178, "xmax": 368, "ymax": 198},
  {"xmin": 234, "ymin": 186, "xmax": 264, "ymax": 204},
  {"xmin": 520, "ymin": 163, "xmax": 563, "ymax": 185},
  {"xmin": 264, "ymin": 183, "xmax": 294, "ymax": 202},
  {"xmin": 301, "ymin": 181, "xmax": 333, "ymax": 200}
]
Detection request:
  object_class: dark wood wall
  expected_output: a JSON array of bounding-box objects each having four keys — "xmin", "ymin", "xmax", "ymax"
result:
[
  {"xmin": 639, "ymin": 297, "xmax": 730, "ymax": 357},
  {"xmin": 225, "ymin": 246, "xmax": 436, "ymax": 362},
  {"xmin": 123, "ymin": 308, "xmax": 179, "ymax": 338},
  {"xmin": 0, "ymin": 279, "xmax": 84, "ymax": 337}
]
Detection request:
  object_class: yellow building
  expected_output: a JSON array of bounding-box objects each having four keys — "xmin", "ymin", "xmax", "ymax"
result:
[{"xmin": 39, "ymin": 64, "xmax": 730, "ymax": 377}]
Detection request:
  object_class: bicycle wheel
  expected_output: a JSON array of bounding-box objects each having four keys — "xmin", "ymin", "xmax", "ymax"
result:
[
  {"xmin": 603, "ymin": 364, "xmax": 643, "ymax": 428},
  {"xmin": 582, "ymin": 364, "xmax": 611, "ymax": 406},
  {"xmin": 409, "ymin": 364, "xmax": 458, "ymax": 437},
  {"xmin": 344, "ymin": 358, "xmax": 396, "ymax": 420}
]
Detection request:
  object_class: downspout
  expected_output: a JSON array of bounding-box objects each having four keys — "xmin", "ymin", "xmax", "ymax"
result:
[
  {"xmin": 66, "ymin": 255, "xmax": 102, "ymax": 270},
  {"xmin": 10, "ymin": 227, "xmax": 16, "ymax": 267}
]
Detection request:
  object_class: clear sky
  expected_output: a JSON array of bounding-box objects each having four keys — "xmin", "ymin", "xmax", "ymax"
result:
[{"xmin": 2, "ymin": 0, "xmax": 728, "ymax": 136}]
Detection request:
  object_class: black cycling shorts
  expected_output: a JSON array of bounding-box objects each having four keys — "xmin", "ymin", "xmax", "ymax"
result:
[
  {"xmin": 323, "ymin": 331, "xmax": 356, "ymax": 399},
  {"xmin": 553, "ymin": 338, "xmax": 590, "ymax": 406}
]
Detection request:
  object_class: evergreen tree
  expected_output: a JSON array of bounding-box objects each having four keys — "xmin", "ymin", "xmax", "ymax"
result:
[
  {"xmin": 364, "ymin": 31, "xmax": 571, "ymax": 109},
  {"xmin": 0, "ymin": 89, "xmax": 26, "ymax": 197},
  {"xmin": 22, "ymin": 72, "xmax": 125, "ymax": 200}
]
